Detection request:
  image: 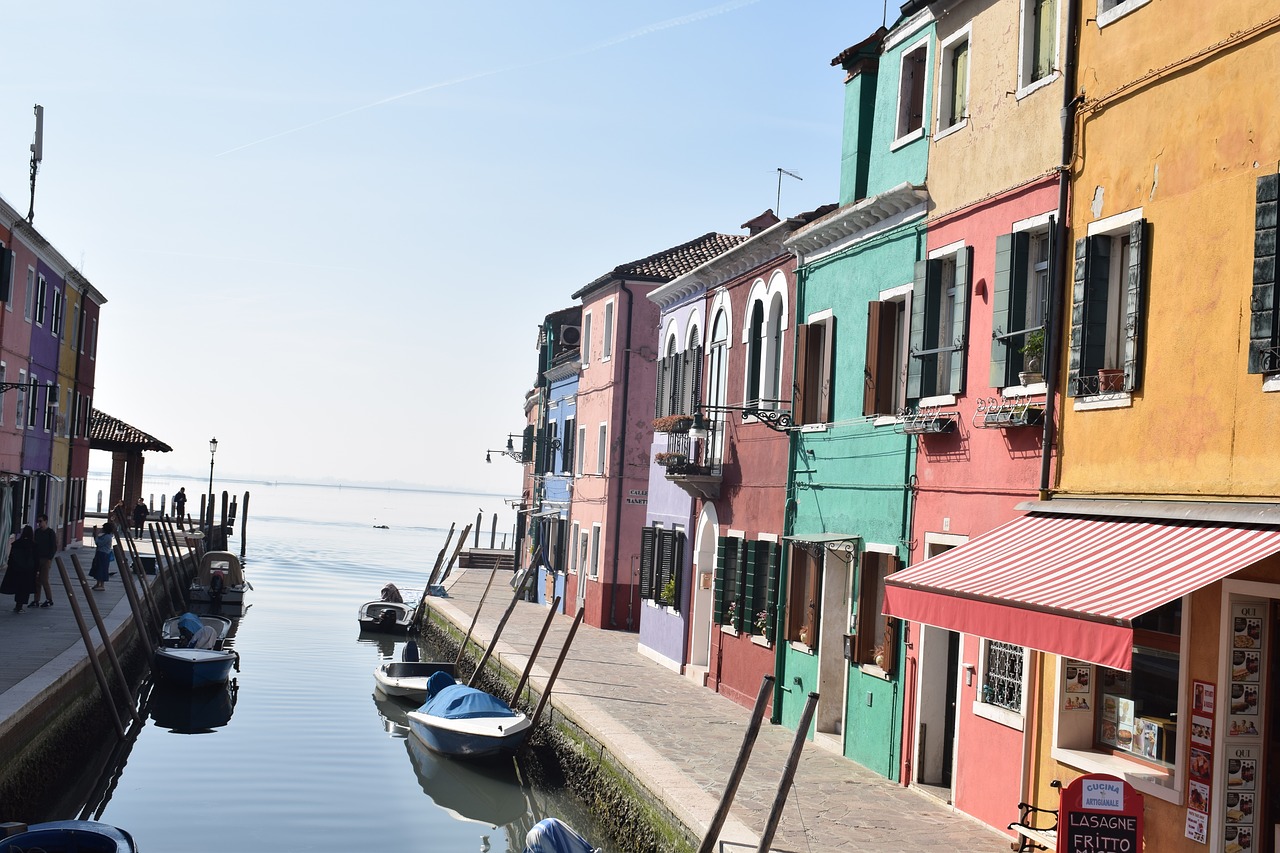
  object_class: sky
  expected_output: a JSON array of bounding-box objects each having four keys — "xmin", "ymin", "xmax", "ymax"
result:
[{"xmin": 0, "ymin": 1, "xmax": 888, "ymax": 496}]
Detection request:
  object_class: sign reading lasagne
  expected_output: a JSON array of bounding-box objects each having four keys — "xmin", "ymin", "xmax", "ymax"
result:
[{"xmin": 1060, "ymin": 774, "xmax": 1143, "ymax": 852}]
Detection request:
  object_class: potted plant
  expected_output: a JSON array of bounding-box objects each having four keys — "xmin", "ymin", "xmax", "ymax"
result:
[
  {"xmin": 652, "ymin": 414, "xmax": 693, "ymax": 433},
  {"xmin": 654, "ymin": 451, "xmax": 688, "ymax": 468},
  {"xmin": 660, "ymin": 576, "xmax": 677, "ymax": 606},
  {"xmin": 754, "ymin": 609, "xmax": 769, "ymax": 636},
  {"xmin": 1019, "ymin": 329, "xmax": 1045, "ymax": 384},
  {"xmin": 1097, "ymin": 367, "xmax": 1126, "ymax": 392}
]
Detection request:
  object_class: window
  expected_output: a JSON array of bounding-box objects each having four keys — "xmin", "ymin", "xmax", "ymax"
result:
[
  {"xmin": 570, "ymin": 522, "xmax": 580, "ymax": 574},
  {"xmin": 765, "ymin": 295, "xmax": 784, "ymax": 406},
  {"xmin": 26, "ymin": 375, "xmax": 38, "ymax": 429},
  {"xmin": 864, "ymin": 287, "xmax": 911, "ymax": 417},
  {"xmin": 542, "ymin": 421, "xmax": 558, "ymax": 476},
  {"xmin": 785, "ymin": 545, "xmax": 820, "ymax": 647},
  {"xmin": 937, "ymin": 28, "xmax": 971, "ymax": 133},
  {"xmin": 71, "ymin": 304, "xmax": 80, "ymax": 350},
  {"xmin": 581, "ymin": 312, "xmax": 592, "ymax": 366},
  {"xmin": 1068, "ymin": 210, "xmax": 1147, "ymax": 396},
  {"xmin": 602, "ymin": 301, "xmax": 614, "ymax": 361},
  {"xmin": 991, "ymin": 226, "xmax": 1052, "ymax": 387},
  {"xmin": 576, "ymin": 425, "xmax": 586, "ymax": 475},
  {"xmin": 0, "ymin": 362, "xmax": 5, "ymax": 425},
  {"xmin": 1097, "ymin": 0, "xmax": 1151, "ymax": 26},
  {"xmin": 43, "ymin": 382, "xmax": 55, "ymax": 432},
  {"xmin": 24, "ymin": 269, "xmax": 34, "ymax": 321},
  {"xmin": 1249, "ymin": 174, "xmax": 1278, "ymax": 375},
  {"xmin": 909, "ymin": 247, "xmax": 971, "ymax": 400},
  {"xmin": 0, "ymin": 247, "xmax": 12, "ymax": 304},
  {"xmin": 981, "ymin": 641, "xmax": 1026, "ymax": 712},
  {"xmin": 746, "ymin": 300, "xmax": 764, "ymax": 406},
  {"xmin": 895, "ymin": 40, "xmax": 928, "ymax": 142},
  {"xmin": 656, "ymin": 332, "xmax": 702, "ymax": 419},
  {"xmin": 51, "ymin": 289, "xmax": 63, "ymax": 337},
  {"xmin": 15, "ymin": 370, "xmax": 25, "ymax": 429},
  {"xmin": 90, "ymin": 317, "xmax": 98, "ymax": 359},
  {"xmin": 852, "ymin": 551, "xmax": 897, "ymax": 668},
  {"xmin": 561, "ymin": 417, "xmax": 575, "ymax": 474},
  {"xmin": 714, "ymin": 535, "xmax": 779, "ymax": 638},
  {"xmin": 596, "ymin": 424, "xmax": 606, "ymax": 475},
  {"xmin": 794, "ymin": 313, "xmax": 835, "ymax": 424},
  {"xmin": 1019, "ymin": 0, "xmax": 1058, "ymax": 91},
  {"xmin": 639, "ymin": 525, "xmax": 685, "ymax": 610},
  {"xmin": 706, "ymin": 308, "xmax": 729, "ymax": 461},
  {"xmin": 35, "ymin": 275, "xmax": 46, "ymax": 326},
  {"xmin": 589, "ymin": 523, "xmax": 601, "ymax": 579}
]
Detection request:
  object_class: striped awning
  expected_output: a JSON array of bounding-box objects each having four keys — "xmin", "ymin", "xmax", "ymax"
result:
[{"xmin": 882, "ymin": 513, "xmax": 1280, "ymax": 670}]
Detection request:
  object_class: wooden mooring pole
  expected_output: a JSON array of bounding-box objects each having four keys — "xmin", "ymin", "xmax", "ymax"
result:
[
  {"xmin": 467, "ymin": 565, "xmax": 531, "ymax": 687},
  {"xmin": 529, "ymin": 607, "xmax": 585, "ymax": 730},
  {"xmin": 64, "ymin": 555, "xmax": 142, "ymax": 724},
  {"xmin": 754, "ymin": 691, "xmax": 820, "ymax": 853},
  {"xmin": 697, "ymin": 674, "xmax": 775, "ymax": 853},
  {"xmin": 56, "ymin": 556, "xmax": 126, "ymax": 739},
  {"xmin": 454, "ymin": 566, "xmax": 499, "ymax": 667},
  {"xmin": 512, "ymin": 596, "xmax": 561, "ymax": 706}
]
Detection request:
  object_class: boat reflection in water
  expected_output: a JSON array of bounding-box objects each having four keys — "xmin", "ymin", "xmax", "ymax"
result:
[
  {"xmin": 149, "ymin": 680, "xmax": 238, "ymax": 734},
  {"xmin": 356, "ymin": 630, "xmax": 399, "ymax": 660}
]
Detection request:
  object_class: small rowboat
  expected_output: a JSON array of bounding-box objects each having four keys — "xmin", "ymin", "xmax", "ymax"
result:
[
  {"xmin": 153, "ymin": 646, "xmax": 239, "ymax": 688},
  {"xmin": 358, "ymin": 599, "xmax": 415, "ymax": 634},
  {"xmin": 374, "ymin": 660, "xmax": 456, "ymax": 702},
  {"xmin": 0, "ymin": 820, "xmax": 137, "ymax": 852}
]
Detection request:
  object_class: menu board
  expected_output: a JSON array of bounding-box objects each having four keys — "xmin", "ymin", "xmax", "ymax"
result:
[
  {"xmin": 1186, "ymin": 680, "xmax": 1214, "ymax": 843},
  {"xmin": 1221, "ymin": 601, "xmax": 1267, "ymax": 853}
]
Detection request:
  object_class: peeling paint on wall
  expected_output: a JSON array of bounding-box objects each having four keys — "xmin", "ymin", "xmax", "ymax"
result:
[
  {"xmin": 1091, "ymin": 186, "xmax": 1105, "ymax": 218},
  {"xmin": 1149, "ymin": 163, "xmax": 1159, "ymax": 201}
]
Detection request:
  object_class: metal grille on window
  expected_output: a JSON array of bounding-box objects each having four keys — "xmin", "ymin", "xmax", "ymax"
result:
[{"xmin": 982, "ymin": 641, "xmax": 1023, "ymax": 712}]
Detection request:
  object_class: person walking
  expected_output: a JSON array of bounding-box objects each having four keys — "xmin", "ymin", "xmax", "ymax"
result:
[
  {"xmin": 173, "ymin": 487, "xmax": 187, "ymax": 520},
  {"xmin": 90, "ymin": 521, "xmax": 114, "ymax": 591},
  {"xmin": 1, "ymin": 526, "xmax": 37, "ymax": 612},
  {"xmin": 33, "ymin": 514, "xmax": 58, "ymax": 608},
  {"xmin": 131, "ymin": 498, "xmax": 149, "ymax": 539}
]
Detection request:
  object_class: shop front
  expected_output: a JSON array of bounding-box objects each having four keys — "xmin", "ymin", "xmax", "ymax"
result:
[{"xmin": 882, "ymin": 500, "xmax": 1280, "ymax": 853}]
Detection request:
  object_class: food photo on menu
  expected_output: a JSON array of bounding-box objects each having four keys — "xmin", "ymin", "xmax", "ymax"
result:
[{"xmin": 1189, "ymin": 780, "xmax": 1209, "ymax": 812}]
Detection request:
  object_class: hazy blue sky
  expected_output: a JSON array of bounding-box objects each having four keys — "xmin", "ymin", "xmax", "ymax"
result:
[{"xmin": 0, "ymin": 1, "xmax": 887, "ymax": 495}]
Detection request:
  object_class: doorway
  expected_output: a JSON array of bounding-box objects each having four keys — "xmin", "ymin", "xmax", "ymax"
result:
[
  {"xmin": 688, "ymin": 508, "xmax": 717, "ymax": 677},
  {"xmin": 915, "ymin": 625, "xmax": 959, "ymax": 798},
  {"xmin": 815, "ymin": 550, "xmax": 850, "ymax": 745}
]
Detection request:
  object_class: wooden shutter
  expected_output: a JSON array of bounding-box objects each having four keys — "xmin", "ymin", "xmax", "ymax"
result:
[
  {"xmin": 793, "ymin": 323, "xmax": 811, "ymax": 425},
  {"xmin": 714, "ymin": 536, "xmax": 730, "ymax": 624},
  {"xmin": 991, "ymin": 234, "xmax": 1014, "ymax": 387},
  {"xmin": 1123, "ymin": 219, "xmax": 1147, "ymax": 392},
  {"xmin": 689, "ymin": 344, "xmax": 704, "ymax": 412},
  {"xmin": 639, "ymin": 526, "xmax": 656, "ymax": 600},
  {"xmin": 817, "ymin": 318, "xmax": 834, "ymax": 423},
  {"xmin": 1250, "ymin": 175, "xmax": 1278, "ymax": 373},
  {"xmin": 672, "ymin": 530, "xmax": 685, "ymax": 611},
  {"xmin": 765, "ymin": 541, "xmax": 779, "ymax": 643},
  {"xmin": 0, "ymin": 249, "xmax": 11, "ymax": 303},
  {"xmin": 741, "ymin": 540, "xmax": 757, "ymax": 634},
  {"xmin": 949, "ymin": 247, "xmax": 972, "ymax": 395},
  {"xmin": 562, "ymin": 418, "xmax": 575, "ymax": 475},
  {"xmin": 907, "ymin": 260, "xmax": 930, "ymax": 400},
  {"xmin": 1069, "ymin": 236, "xmax": 1112, "ymax": 396},
  {"xmin": 658, "ymin": 529, "xmax": 677, "ymax": 604},
  {"xmin": 654, "ymin": 354, "xmax": 667, "ymax": 418},
  {"xmin": 865, "ymin": 303, "xmax": 897, "ymax": 416}
]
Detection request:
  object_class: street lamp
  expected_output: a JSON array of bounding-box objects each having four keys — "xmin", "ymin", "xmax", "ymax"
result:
[{"xmin": 208, "ymin": 437, "xmax": 218, "ymax": 530}]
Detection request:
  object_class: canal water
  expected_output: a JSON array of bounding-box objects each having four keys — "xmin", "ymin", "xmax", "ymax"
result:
[{"xmin": 68, "ymin": 475, "xmax": 613, "ymax": 853}]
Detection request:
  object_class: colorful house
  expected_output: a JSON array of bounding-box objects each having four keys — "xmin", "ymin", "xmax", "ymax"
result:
[
  {"xmin": 535, "ymin": 306, "xmax": 581, "ymax": 611},
  {"xmin": 882, "ymin": 2, "xmax": 1280, "ymax": 851},
  {"xmin": 775, "ymin": 9, "xmax": 933, "ymax": 780}
]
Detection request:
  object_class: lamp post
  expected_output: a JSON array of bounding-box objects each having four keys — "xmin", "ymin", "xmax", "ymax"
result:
[{"xmin": 207, "ymin": 437, "xmax": 218, "ymax": 532}]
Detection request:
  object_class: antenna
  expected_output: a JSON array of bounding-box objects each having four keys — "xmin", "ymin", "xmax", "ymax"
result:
[
  {"xmin": 776, "ymin": 168, "xmax": 802, "ymax": 218},
  {"xmin": 27, "ymin": 104, "xmax": 44, "ymax": 224}
]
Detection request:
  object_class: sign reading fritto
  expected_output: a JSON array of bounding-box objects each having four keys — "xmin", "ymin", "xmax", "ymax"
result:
[{"xmin": 1061, "ymin": 774, "xmax": 1144, "ymax": 852}]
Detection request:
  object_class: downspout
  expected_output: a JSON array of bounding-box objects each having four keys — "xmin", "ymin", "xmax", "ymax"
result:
[
  {"xmin": 1039, "ymin": 0, "xmax": 1082, "ymax": 498},
  {"xmin": 608, "ymin": 280, "xmax": 635, "ymax": 629}
]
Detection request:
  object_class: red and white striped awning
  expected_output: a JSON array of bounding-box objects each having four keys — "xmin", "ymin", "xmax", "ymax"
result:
[{"xmin": 882, "ymin": 513, "xmax": 1280, "ymax": 670}]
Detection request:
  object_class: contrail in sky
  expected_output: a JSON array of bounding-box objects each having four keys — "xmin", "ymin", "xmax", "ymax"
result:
[{"xmin": 215, "ymin": 0, "xmax": 762, "ymax": 157}]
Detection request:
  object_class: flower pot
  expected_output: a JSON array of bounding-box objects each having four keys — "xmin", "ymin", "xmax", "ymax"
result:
[
  {"xmin": 1018, "ymin": 372, "xmax": 1043, "ymax": 386},
  {"xmin": 1097, "ymin": 368, "xmax": 1126, "ymax": 392}
]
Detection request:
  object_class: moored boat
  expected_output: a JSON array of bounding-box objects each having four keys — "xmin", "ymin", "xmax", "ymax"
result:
[
  {"xmin": 189, "ymin": 550, "xmax": 249, "ymax": 607},
  {"xmin": 153, "ymin": 646, "xmax": 238, "ymax": 688},
  {"xmin": 0, "ymin": 820, "xmax": 137, "ymax": 852},
  {"xmin": 358, "ymin": 599, "xmax": 415, "ymax": 634},
  {"xmin": 161, "ymin": 612, "xmax": 232, "ymax": 648},
  {"xmin": 524, "ymin": 818, "xmax": 601, "ymax": 853},
  {"xmin": 406, "ymin": 671, "xmax": 532, "ymax": 759},
  {"xmin": 373, "ymin": 660, "xmax": 456, "ymax": 702}
]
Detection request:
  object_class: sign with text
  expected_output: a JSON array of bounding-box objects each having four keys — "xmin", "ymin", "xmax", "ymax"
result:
[{"xmin": 1061, "ymin": 774, "xmax": 1144, "ymax": 852}]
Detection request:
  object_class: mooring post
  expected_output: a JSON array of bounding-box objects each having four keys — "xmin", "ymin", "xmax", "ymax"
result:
[
  {"xmin": 64, "ymin": 555, "xmax": 141, "ymax": 724},
  {"xmin": 454, "ymin": 566, "xmax": 500, "ymax": 667},
  {"xmin": 57, "ymin": 556, "xmax": 126, "ymax": 739},
  {"xmin": 754, "ymin": 691, "xmax": 820, "ymax": 853},
  {"xmin": 512, "ymin": 596, "xmax": 561, "ymax": 707},
  {"xmin": 490, "ymin": 513, "xmax": 498, "ymax": 548},
  {"xmin": 240, "ymin": 491, "xmax": 250, "ymax": 558},
  {"xmin": 529, "ymin": 607, "xmax": 585, "ymax": 730},
  {"xmin": 149, "ymin": 528, "xmax": 181, "ymax": 611},
  {"xmin": 427, "ymin": 523, "xmax": 456, "ymax": 589},
  {"xmin": 440, "ymin": 523, "xmax": 473, "ymax": 583},
  {"xmin": 697, "ymin": 674, "xmax": 775, "ymax": 853},
  {"xmin": 468, "ymin": 565, "xmax": 532, "ymax": 687},
  {"xmin": 474, "ymin": 512, "xmax": 481, "ymax": 548}
]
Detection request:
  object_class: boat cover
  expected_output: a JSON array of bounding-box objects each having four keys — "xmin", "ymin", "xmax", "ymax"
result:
[
  {"xmin": 177, "ymin": 613, "xmax": 204, "ymax": 637},
  {"xmin": 524, "ymin": 818, "xmax": 598, "ymax": 853},
  {"xmin": 189, "ymin": 625, "xmax": 219, "ymax": 650},
  {"xmin": 421, "ymin": 682, "xmax": 517, "ymax": 720}
]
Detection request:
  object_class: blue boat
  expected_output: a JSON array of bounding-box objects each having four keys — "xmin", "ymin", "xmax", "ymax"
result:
[
  {"xmin": 0, "ymin": 820, "xmax": 137, "ymax": 852},
  {"xmin": 524, "ymin": 818, "xmax": 600, "ymax": 853},
  {"xmin": 406, "ymin": 671, "xmax": 532, "ymax": 759},
  {"xmin": 153, "ymin": 646, "xmax": 238, "ymax": 688}
]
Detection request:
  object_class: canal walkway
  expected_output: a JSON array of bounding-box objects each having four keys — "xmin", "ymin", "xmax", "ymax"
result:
[{"xmin": 431, "ymin": 568, "xmax": 1012, "ymax": 853}]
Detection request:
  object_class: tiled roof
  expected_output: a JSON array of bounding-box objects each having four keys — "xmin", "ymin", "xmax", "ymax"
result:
[
  {"xmin": 89, "ymin": 409, "xmax": 173, "ymax": 452},
  {"xmin": 572, "ymin": 232, "xmax": 747, "ymax": 299}
]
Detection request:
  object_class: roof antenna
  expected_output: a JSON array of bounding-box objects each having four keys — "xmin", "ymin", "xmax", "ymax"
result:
[
  {"xmin": 27, "ymin": 104, "xmax": 43, "ymax": 224},
  {"xmin": 776, "ymin": 168, "xmax": 802, "ymax": 218},
  {"xmin": 883, "ymin": 0, "xmax": 889, "ymax": 27}
]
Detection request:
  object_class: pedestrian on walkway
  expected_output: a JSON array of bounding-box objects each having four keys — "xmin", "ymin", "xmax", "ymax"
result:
[
  {"xmin": 131, "ymin": 498, "xmax": 149, "ymax": 539},
  {"xmin": 1, "ymin": 526, "xmax": 37, "ymax": 612},
  {"xmin": 173, "ymin": 487, "xmax": 187, "ymax": 520},
  {"xmin": 33, "ymin": 514, "xmax": 58, "ymax": 608},
  {"xmin": 90, "ymin": 522, "xmax": 115, "ymax": 591}
]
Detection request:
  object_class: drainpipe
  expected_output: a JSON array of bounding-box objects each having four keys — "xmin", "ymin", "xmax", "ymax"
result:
[
  {"xmin": 1039, "ymin": 0, "xmax": 1082, "ymax": 498},
  {"xmin": 607, "ymin": 279, "xmax": 635, "ymax": 629}
]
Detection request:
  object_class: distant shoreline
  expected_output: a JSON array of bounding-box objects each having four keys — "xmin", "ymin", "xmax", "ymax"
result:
[{"xmin": 86, "ymin": 471, "xmax": 517, "ymax": 500}]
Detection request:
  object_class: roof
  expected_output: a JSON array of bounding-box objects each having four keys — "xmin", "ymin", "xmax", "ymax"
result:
[
  {"xmin": 89, "ymin": 409, "xmax": 173, "ymax": 452},
  {"xmin": 571, "ymin": 232, "xmax": 747, "ymax": 300}
]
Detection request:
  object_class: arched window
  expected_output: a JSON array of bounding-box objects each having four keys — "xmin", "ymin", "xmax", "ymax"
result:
[
  {"xmin": 746, "ymin": 301, "xmax": 765, "ymax": 406},
  {"xmin": 765, "ymin": 293, "xmax": 785, "ymax": 408},
  {"xmin": 707, "ymin": 309, "xmax": 729, "ymax": 463}
]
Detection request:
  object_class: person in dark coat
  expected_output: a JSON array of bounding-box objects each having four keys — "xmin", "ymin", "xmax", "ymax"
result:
[
  {"xmin": 33, "ymin": 514, "xmax": 58, "ymax": 607},
  {"xmin": 131, "ymin": 498, "xmax": 149, "ymax": 538},
  {"xmin": 173, "ymin": 487, "xmax": 187, "ymax": 520},
  {"xmin": 1, "ymin": 526, "xmax": 38, "ymax": 613},
  {"xmin": 90, "ymin": 522, "xmax": 115, "ymax": 591}
]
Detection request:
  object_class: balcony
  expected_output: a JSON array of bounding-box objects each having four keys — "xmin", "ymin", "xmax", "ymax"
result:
[
  {"xmin": 656, "ymin": 426, "xmax": 723, "ymax": 500},
  {"xmin": 972, "ymin": 395, "xmax": 1045, "ymax": 430}
]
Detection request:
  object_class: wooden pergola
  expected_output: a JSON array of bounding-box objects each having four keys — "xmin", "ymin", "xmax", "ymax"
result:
[{"xmin": 89, "ymin": 409, "xmax": 172, "ymax": 512}]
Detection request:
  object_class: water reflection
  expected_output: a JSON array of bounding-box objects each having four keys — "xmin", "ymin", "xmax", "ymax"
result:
[
  {"xmin": 149, "ymin": 681, "xmax": 238, "ymax": 734},
  {"xmin": 356, "ymin": 630, "xmax": 399, "ymax": 660}
]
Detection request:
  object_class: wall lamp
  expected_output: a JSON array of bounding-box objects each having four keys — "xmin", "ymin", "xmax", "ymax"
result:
[
  {"xmin": 485, "ymin": 434, "xmax": 528, "ymax": 464},
  {"xmin": 688, "ymin": 402, "xmax": 793, "ymax": 440}
]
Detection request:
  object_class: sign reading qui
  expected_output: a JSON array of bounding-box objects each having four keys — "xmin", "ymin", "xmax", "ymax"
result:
[{"xmin": 1061, "ymin": 774, "xmax": 1144, "ymax": 852}]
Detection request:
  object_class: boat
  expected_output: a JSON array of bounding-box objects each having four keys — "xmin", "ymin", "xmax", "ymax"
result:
[
  {"xmin": 161, "ymin": 612, "xmax": 233, "ymax": 648},
  {"xmin": 406, "ymin": 671, "xmax": 532, "ymax": 759},
  {"xmin": 189, "ymin": 550, "xmax": 250, "ymax": 607},
  {"xmin": 524, "ymin": 818, "xmax": 601, "ymax": 853},
  {"xmin": 153, "ymin": 645, "xmax": 238, "ymax": 688},
  {"xmin": 0, "ymin": 820, "xmax": 137, "ymax": 852},
  {"xmin": 358, "ymin": 599, "xmax": 416, "ymax": 634},
  {"xmin": 149, "ymin": 680, "xmax": 238, "ymax": 733},
  {"xmin": 374, "ymin": 659, "xmax": 456, "ymax": 702}
]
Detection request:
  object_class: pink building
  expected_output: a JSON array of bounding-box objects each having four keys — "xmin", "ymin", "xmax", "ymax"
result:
[{"xmin": 565, "ymin": 233, "xmax": 744, "ymax": 630}]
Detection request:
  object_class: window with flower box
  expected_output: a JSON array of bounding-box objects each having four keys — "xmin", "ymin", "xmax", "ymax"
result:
[
  {"xmin": 715, "ymin": 535, "xmax": 779, "ymax": 640},
  {"xmin": 638, "ymin": 525, "xmax": 684, "ymax": 610}
]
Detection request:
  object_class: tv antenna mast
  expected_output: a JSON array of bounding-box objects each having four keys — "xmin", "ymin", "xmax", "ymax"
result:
[
  {"xmin": 776, "ymin": 168, "xmax": 802, "ymax": 218},
  {"xmin": 27, "ymin": 104, "xmax": 43, "ymax": 224}
]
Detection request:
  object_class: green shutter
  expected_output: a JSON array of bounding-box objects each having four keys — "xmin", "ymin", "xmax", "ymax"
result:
[
  {"xmin": 639, "ymin": 527, "xmax": 656, "ymax": 600},
  {"xmin": 907, "ymin": 260, "xmax": 928, "ymax": 400},
  {"xmin": 765, "ymin": 542, "xmax": 779, "ymax": 643},
  {"xmin": 714, "ymin": 536, "xmax": 729, "ymax": 624},
  {"xmin": 736, "ymin": 540, "xmax": 751, "ymax": 632},
  {"xmin": 1251, "ymin": 174, "xmax": 1278, "ymax": 374},
  {"xmin": 949, "ymin": 246, "xmax": 972, "ymax": 395},
  {"xmin": 1123, "ymin": 220, "xmax": 1147, "ymax": 392},
  {"xmin": 991, "ymin": 233, "xmax": 1030, "ymax": 388},
  {"xmin": 1069, "ymin": 236, "xmax": 1111, "ymax": 396}
]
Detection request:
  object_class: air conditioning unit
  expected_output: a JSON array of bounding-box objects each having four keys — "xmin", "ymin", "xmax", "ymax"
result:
[{"xmin": 559, "ymin": 325, "xmax": 582, "ymax": 347}]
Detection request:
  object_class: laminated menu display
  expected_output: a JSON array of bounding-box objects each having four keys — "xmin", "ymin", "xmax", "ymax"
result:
[{"xmin": 1220, "ymin": 600, "xmax": 1267, "ymax": 853}]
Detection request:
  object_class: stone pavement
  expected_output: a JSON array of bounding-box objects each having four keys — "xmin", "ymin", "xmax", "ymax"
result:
[{"xmin": 432, "ymin": 568, "xmax": 1013, "ymax": 853}]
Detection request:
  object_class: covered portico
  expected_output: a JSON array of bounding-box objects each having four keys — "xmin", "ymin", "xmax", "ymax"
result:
[{"xmin": 88, "ymin": 409, "xmax": 172, "ymax": 513}]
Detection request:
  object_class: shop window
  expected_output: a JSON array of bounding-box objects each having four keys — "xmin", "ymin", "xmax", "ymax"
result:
[
  {"xmin": 990, "ymin": 227, "xmax": 1051, "ymax": 387},
  {"xmin": 1068, "ymin": 210, "xmax": 1148, "ymax": 397},
  {"xmin": 1249, "ymin": 174, "xmax": 1278, "ymax": 376},
  {"xmin": 908, "ymin": 248, "xmax": 971, "ymax": 400},
  {"xmin": 865, "ymin": 289, "xmax": 910, "ymax": 417},
  {"xmin": 794, "ymin": 314, "xmax": 835, "ymax": 425},
  {"xmin": 639, "ymin": 525, "xmax": 685, "ymax": 610},
  {"xmin": 852, "ymin": 551, "xmax": 897, "ymax": 669}
]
